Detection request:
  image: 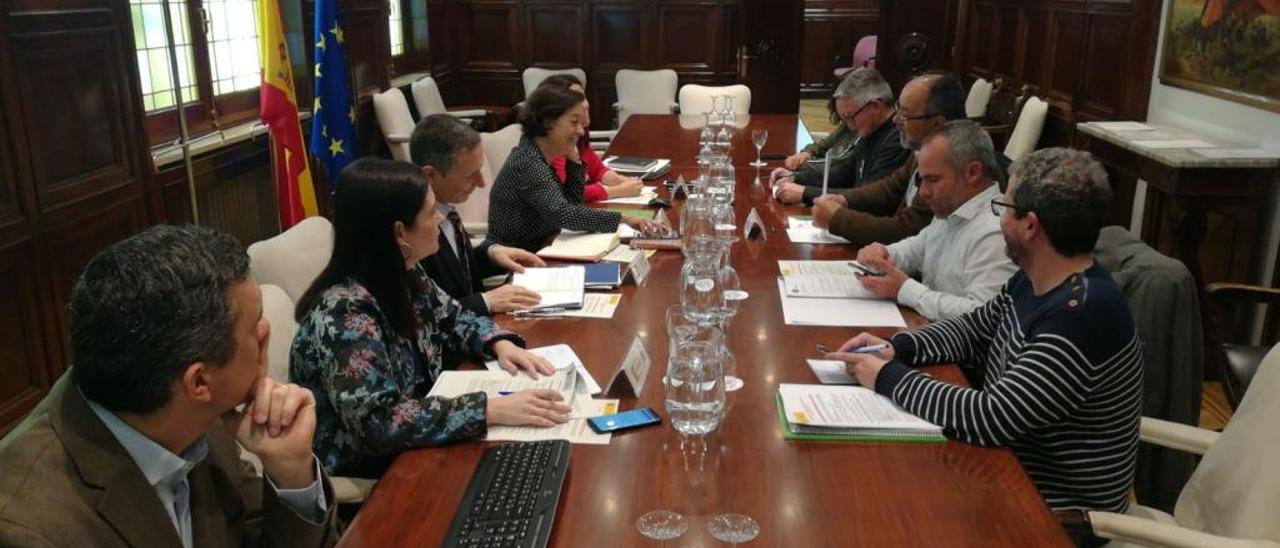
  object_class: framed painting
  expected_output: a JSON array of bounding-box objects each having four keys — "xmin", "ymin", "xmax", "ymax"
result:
[{"xmin": 1159, "ymin": 0, "xmax": 1280, "ymax": 113}]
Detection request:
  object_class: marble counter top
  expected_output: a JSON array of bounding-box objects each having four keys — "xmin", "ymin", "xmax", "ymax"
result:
[{"xmin": 1076, "ymin": 121, "xmax": 1280, "ymax": 169}]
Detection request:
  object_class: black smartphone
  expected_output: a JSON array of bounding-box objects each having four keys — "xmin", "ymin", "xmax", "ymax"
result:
[{"xmin": 587, "ymin": 407, "xmax": 662, "ymax": 433}]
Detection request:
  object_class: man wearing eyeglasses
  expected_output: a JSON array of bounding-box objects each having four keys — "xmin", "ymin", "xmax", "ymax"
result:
[
  {"xmin": 774, "ymin": 68, "xmax": 909, "ymax": 205},
  {"xmin": 852, "ymin": 120, "xmax": 1015, "ymax": 321},
  {"xmin": 810, "ymin": 72, "xmax": 970, "ymax": 248},
  {"xmin": 827, "ymin": 148, "xmax": 1143, "ymax": 523}
]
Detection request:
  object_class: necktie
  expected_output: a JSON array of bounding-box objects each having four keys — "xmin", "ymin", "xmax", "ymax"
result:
[{"xmin": 447, "ymin": 211, "xmax": 475, "ymax": 290}]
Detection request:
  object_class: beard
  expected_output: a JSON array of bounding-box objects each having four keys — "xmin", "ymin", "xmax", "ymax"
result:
[{"xmin": 1003, "ymin": 234, "xmax": 1024, "ymax": 265}]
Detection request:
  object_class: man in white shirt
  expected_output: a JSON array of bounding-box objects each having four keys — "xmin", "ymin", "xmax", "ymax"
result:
[
  {"xmin": 855, "ymin": 120, "xmax": 1015, "ymax": 320},
  {"xmin": 0, "ymin": 224, "xmax": 336, "ymax": 547}
]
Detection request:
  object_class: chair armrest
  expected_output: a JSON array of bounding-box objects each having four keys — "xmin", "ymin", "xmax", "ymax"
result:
[
  {"xmin": 447, "ymin": 108, "xmax": 489, "ymax": 118},
  {"xmin": 331, "ymin": 476, "xmax": 377, "ymax": 504},
  {"xmin": 1140, "ymin": 416, "xmax": 1219, "ymax": 455},
  {"xmin": 1208, "ymin": 283, "xmax": 1280, "ymax": 307},
  {"xmin": 1088, "ymin": 511, "xmax": 1280, "ymax": 548},
  {"xmin": 669, "ymin": 102, "xmax": 680, "ymax": 114},
  {"xmin": 385, "ymin": 133, "xmax": 411, "ymax": 144},
  {"xmin": 463, "ymin": 221, "xmax": 487, "ymax": 236}
]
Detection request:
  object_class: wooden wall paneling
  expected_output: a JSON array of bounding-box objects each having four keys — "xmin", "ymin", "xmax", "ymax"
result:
[
  {"xmin": 591, "ymin": 3, "xmax": 650, "ymax": 72},
  {"xmin": 992, "ymin": 3, "xmax": 1019, "ymax": 79},
  {"xmin": 737, "ymin": 0, "xmax": 802, "ymax": 112},
  {"xmin": 526, "ymin": 4, "xmax": 584, "ymax": 67},
  {"xmin": 0, "ymin": 240, "xmax": 53, "ymax": 434},
  {"xmin": 8, "ymin": 12, "xmax": 150, "ymax": 215},
  {"xmin": 657, "ymin": 3, "xmax": 722, "ymax": 78},
  {"xmin": 43, "ymin": 196, "xmax": 151, "ymax": 363},
  {"xmin": 1076, "ymin": 7, "xmax": 1130, "ymax": 122},
  {"xmin": 798, "ymin": 0, "xmax": 878, "ymax": 98},
  {"xmin": 964, "ymin": 2, "xmax": 996, "ymax": 80},
  {"xmin": 1018, "ymin": 6, "xmax": 1048, "ymax": 91},
  {"xmin": 427, "ymin": 0, "xmax": 456, "ymax": 92},
  {"xmin": 875, "ymin": 0, "xmax": 958, "ymax": 91}
]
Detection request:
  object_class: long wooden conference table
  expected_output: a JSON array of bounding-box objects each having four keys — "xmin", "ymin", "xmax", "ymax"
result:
[{"xmin": 339, "ymin": 115, "xmax": 1072, "ymax": 546}]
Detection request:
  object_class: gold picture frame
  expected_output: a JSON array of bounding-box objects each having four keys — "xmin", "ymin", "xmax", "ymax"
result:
[{"xmin": 1158, "ymin": 0, "xmax": 1280, "ymax": 113}]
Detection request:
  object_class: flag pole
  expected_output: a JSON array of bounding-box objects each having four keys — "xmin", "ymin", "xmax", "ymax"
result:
[{"xmin": 159, "ymin": 0, "xmax": 200, "ymax": 224}]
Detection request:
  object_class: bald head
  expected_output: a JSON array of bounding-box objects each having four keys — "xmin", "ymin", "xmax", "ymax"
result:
[{"xmin": 895, "ymin": 72, "xmax": 966, "ymax": 150}]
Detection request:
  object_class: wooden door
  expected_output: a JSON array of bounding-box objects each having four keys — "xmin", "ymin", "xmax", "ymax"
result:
[
  {"xmin": 736, "ymin": 0, "xmax": 804, "ymax": 112},
  {"xmin": 0, "ymin": 0, "xmax": 159, "ymax": 432}
]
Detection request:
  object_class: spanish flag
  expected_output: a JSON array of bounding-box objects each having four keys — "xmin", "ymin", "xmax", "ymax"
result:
[{"xmin": 258, "ymin": 0, "xmax": 318, "ymax": 229}]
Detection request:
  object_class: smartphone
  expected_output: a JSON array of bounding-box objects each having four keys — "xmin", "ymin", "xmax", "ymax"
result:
[{"xmin": 587, "ymin": 407, "xmax": 662, "ymax": 433}]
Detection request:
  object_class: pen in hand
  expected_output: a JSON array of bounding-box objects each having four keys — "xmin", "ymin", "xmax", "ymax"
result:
[{"xmin": 816, "ymin": 343, "xmax": 888, "ymax": 355}]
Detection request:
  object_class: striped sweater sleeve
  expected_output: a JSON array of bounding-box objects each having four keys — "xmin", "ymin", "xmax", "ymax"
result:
[{"xmin": 877, "ymin": 312, "xmax": 1135, "ymax": 447}]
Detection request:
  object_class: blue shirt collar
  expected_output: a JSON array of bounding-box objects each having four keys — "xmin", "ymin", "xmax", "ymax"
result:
[{"xmin": 83, "ymin": 392, "xmax": 209, "ymax": 489}]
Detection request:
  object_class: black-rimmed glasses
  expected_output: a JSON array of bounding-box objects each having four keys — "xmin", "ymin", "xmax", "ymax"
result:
[
  {"xmin": 990, "ymin": 199, "xmax": 1031, "ymax": 216},
  {"xmin": 838, "ymin": 101, "xmax": 877, "ymax": 123}
]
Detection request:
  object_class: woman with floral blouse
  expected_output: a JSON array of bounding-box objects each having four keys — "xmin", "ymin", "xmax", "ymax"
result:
[{"xmin": 290, "ymin": 158, "xmax": 570, "ymax": 479}]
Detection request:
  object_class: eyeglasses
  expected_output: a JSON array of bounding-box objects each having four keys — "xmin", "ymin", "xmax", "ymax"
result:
[
  {"xmin": 893, "ymin": 106, "xmax": 938, "ymax": 123},
  {"xmin": 837, "ymin": 101, "xmax": 876, "ymax": 123},
  {"xmin": 990, "ymin": 199, "xmax": 1032, "ymax": 216}
]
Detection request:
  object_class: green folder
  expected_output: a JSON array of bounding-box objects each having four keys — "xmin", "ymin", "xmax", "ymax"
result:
[
  {"xmin": 774, "ymin": 392, "xmax": 947, "ymax": 444},
  {"xmin": 604, "ymin": 207, "xmax": 656, "ymax": 219}
]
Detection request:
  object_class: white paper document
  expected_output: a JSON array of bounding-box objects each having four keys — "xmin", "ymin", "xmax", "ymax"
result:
[
  {"xmin": 778, "ymin": 383, "xmax": 941, "ymax": 435},
  {"xmin": 511, "ymin": 266, "xmax": 585, "ymax": 309},
  {"xmin": 783, "ymin": 275, "xmax": 880, "ymax": 299},
  {"xmin": 1133, "ymin": 139, "xmax": 1215, "ymax": 149},
  {"xmin": 1092, "ymin": 121, "xmax": 1154, "ymax": 132},
  {"xmin": 486, "ymin": 398, "xmax": 619, "ymax": 445},
  {"xmin": 776, "ymin": 278, "xmax": 906, "ymax": 327},
  {"xmin": 788, "ymin": 216, "xmax": 816, "ymax": 229},
  {"xmin": 481, "ymin": 343, "xmax": 603, "ymax": 395},
  {"xmin": 558, "ymin": 293, "xmax": 621, "ymax": 319},
  {"xmin": 600, "ymin": 186, "xmax": 657, "ymax": 205},
  {"xmin": 1192, "ymin": 148, "xmax": 1280, "ymax": 160},
  {"xmin": 778, "ymin": 260, "xmax": 858, "ymax": 276},
  {"xmin": 806, "ymin": 359, "xmax": 858, "ymax": 384},
  {"xmin": 602, "ymin": 245, "xmax": 643, "ymax": 263},
  {"xmin": 786, "ymin": 228, "xmax": 851, "ymax": 245}
]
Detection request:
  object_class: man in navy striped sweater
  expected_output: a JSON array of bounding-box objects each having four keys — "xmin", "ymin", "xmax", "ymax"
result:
[{"xmin": 828, "ymin": 147, "xmax": 1144, "ymax": 514}]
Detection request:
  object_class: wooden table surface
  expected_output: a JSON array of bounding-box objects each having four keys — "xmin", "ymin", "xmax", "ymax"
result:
[{"xmin": 339, "ymin": 115, "xmax": 1072, "ymax": 547}]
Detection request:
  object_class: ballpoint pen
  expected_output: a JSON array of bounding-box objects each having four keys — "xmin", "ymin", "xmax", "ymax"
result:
[
  {"xmin": 816, "ymin": 343, "xmax": 888, "ymax": 354},
  {"xmin": 512, "ymin": 307, "xmax": 567, "ymax": 317}
]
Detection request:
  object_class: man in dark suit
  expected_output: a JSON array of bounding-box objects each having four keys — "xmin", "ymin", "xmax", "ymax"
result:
[
  {"xmin": 773, "ymin": 68, "xmax": 911, "ymax": 205},
  {"xmin": 0, "ymin": 224, "xmax": 337, "ymax": 547},
  {"xmin": 411, "ymin": 114, "xmax": 545, "ymax": 315}
]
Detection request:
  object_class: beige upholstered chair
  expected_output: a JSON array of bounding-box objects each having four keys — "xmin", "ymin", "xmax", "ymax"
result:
[
  {"xmin": 521, "ymin": 67, "xmax": 587, "ymax": 98},
  {"xmin": 614, "ymin": 69, "xmax": 679, "ymax": 127},
  {"xmin": 410, "ymin": 76, "xmax": 487, "ymax": 122},
  {"xmin": 257, "ymin": 283, "xmax": 376, "ymax": 505},
  {"xmin": 372, "ymin": 88, "xmax": 415, "ymax": 161},
  {"xmin": 677, "ymin": 84, "xmax": 752, "ymax": 116},
  {"xmin": 1004, "ymin": 95, "xmax": 1047, "ymax": 161},
  {"xmin": 965, "ymin": 78, "xmax": 994, "ymax": 119},
  {"xmin": 246, "ymin": 216, "xmax": 333, "ymax": 302},
  {"xmin": 1088, "ymin": 343, "xmax": 1280, "ymax": 547}
]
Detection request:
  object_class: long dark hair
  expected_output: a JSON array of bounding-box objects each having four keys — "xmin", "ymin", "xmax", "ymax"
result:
[{"xmin": 296, "ymin": 158, "xmax": 428, "ymax": 338}]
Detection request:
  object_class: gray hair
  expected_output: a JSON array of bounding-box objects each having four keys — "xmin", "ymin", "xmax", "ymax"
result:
[
  {"xmin": 1009, "ymin": 148, "xmax": 1112, "ymax": 256},
  {"xmin": 409, "ymin": 113, "xmax": 481, "ymax": 174},
  {"xmin": 71, "ymin": 224, "xmax": 249, "ymax": 414},
  {"xmin": 833, "ymin": 67, "xmax": 895, "ymax": 107},
  {"xmin": 925, "ymin": 120, "xmax": 1003, "ymax": 185}
]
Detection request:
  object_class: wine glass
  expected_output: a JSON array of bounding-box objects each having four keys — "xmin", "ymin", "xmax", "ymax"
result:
[
  {"xmin": 637, "ymin": 510, "xmax": 688, "ymax": 545},
  {"xmin": 700, "ymin": 112, "xmax": 714, "ymax": 146},
  {"xmin": 709, "ymin": 95, "xmax": 725, "ymax": 126},
  {"xmin": 708, "ymin": 513, "xmax": 760, "ymax": 546},
  {"xmin": 750, "ymin": 129, "xmax": 768, "ymax": 167}
]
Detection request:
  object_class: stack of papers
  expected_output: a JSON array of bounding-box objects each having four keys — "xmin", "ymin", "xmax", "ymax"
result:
[
  {"xmin": 776, "ymin": 383, "xmax": 944, "ymax": 442},
  {"xmin": 603, "ymin": 156, "xmax": 671, "ymax": 179},
  {"xmin": 537, "ymin": 231, "xmax": 620, "ymax": 262},
  {"xmin": 786, "ymin": 216, "xmax": 850, "ymax": 244},
  {"xmin": 511, "ymin": 266, "xmax": 585, "ymax": 309},
  {"xmin": 778, "ymin": 260, "xmax": 884, "ymax": 300},
  {"xmin": 480, "ymin": 344, "xmax": 602, "ymax": 394},
  {"xmin": 429, "ymin": 365, "xmax": 616, "ymax": 445},
  {"xmin": 776, "ymin": 278, "xmax": 905, "ymax": 327}
]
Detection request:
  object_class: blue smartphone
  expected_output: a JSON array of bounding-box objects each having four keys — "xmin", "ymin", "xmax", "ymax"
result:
[{"xmin": 587, "ymin": 407, "xmax": 661, "ymax": 433}]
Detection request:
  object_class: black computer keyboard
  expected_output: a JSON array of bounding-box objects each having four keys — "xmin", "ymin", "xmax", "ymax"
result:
[{"xmin": 442, "ymin": 440, "xmax": 571, "ymax": 548}]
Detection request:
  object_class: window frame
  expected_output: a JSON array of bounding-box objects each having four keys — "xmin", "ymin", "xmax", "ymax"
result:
[
  {"xmin": 388, "ymin": 0, "xmax": 429, "ymax": 77},
  {"xmin": 137, "ymin": 0, "xmax": 267, "ymax": 146}
]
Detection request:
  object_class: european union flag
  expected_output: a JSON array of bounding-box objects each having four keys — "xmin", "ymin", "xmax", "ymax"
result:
[{"xmin": 309, "ymin": 0, "xmax": 357, "ymax": 185}]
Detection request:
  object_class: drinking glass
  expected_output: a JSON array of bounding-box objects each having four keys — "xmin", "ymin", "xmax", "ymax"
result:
[
  {"xmin": 664, "ymin": 340, "xmax": 725, "ymax": 437},
  {"xmin": 637, "ymin": 511, "xmax": 687, "ymax": 544},
  {"xmin": 750, "ymin": 129, "xmax": 768, "ymax": 167},
  {"xmin": 699, "ymin": 112, "xmax": 714, "ymax": 146},
  {"xmin": 708, "ymin": 513, "xmax": 760, "ymax": 545},
  {"xmin": 709, "ymin": 95, "xmax": 725, "ymax": 126},
  {"xmin": 680, "ymin": 240, "xmax": 725, "ymax": 322},
  {"xmin": 680, "ymin": 194, "xmax": 715, "ymax": 252}
]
